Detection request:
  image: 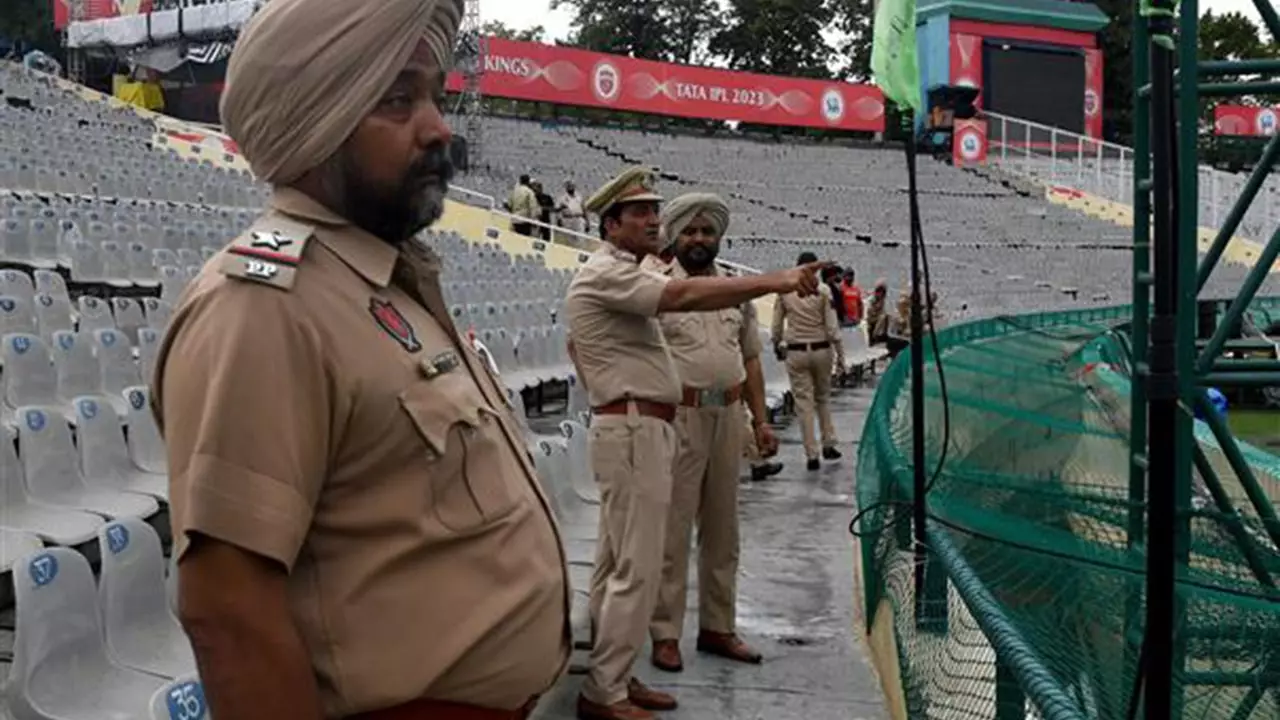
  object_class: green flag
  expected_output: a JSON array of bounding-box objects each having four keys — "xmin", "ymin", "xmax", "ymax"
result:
[{"xmin": 871, "ymin": 0, "xmax": 922, "ymax": 114}]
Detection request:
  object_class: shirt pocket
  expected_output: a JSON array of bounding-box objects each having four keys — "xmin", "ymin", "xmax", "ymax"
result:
[
  {"xmin": 399, "ymin": 374, "xmax": 523, "ymax": 532},
  {"xmin": 719, "ymin": 308, "xmax": 743, "ymax": 343}
]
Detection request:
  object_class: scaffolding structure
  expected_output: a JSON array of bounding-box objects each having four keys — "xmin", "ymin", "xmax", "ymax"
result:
[
  {"xmin": 456, "ymin": 0, "xmax": 486, "ymax": 170},
  {"xmin": 1132, "ymin": 0, "xmax": 1280, "ymax": 716}
]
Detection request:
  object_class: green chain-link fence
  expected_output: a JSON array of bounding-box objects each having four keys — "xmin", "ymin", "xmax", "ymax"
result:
[{"xmin": 855, "ymin": 304, "xmax": 1280, "ymax": 720}]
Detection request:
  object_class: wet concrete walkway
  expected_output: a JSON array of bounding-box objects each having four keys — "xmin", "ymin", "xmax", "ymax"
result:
[{"xmin": 532, "ymin": 384, "xmax": 889, "ymax": 720}]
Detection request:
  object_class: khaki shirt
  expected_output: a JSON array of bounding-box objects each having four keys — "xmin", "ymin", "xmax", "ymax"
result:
[
  {"xmin": 771, "ymin": 283, "xmax": 841, "ymax": 347},
  {"xmin": 509, "ymin": 184, "xmax": 537, "ymax": 220},
  {"xmin": 564, "ymin": 245, "xmax": 680, "ymax": 408},
  {"xmin": 153, "ymin": 188, "xmax": 571, "ymax": 717},
  {"xmin": 646, "ymin": 258, "xmax": 761, "ymax": 390}
]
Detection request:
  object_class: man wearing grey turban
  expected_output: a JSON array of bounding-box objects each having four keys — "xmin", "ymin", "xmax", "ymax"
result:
[
  {"xmin": 151, "ymin": 1, "xmax": 571, "ymax": 719},
  {"xmin": 643, "ymin": 193, "xmax": 775, "ymax": 673}
]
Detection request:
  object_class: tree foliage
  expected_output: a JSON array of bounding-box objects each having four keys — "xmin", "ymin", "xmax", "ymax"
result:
[
  {"xmin": 480, "ymin": 20, "xmax": 547, "ymax": 44},
  {"xmin": 550, "ymin": 0, "xmax": 720, "ymax": 64},
  {"xmin": 711, "ymin": 0, "xmax": 837, "ymax": 79},
  {"xmin": 830, "ymin": 0, "xmax": 874, "ymax": 81},
  {"xmin": 0, "ymin": 0, "xmax": 61, "ymax": 59}
]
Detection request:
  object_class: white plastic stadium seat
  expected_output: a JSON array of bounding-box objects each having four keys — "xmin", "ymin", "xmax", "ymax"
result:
[
  {"xmin": 0, "ymin": 529, "xmax": 44, "ymax": 573},
  {"xmin": 148, "ymin": 676, "xmax": 210, "ymax": 720},
  {"xmin": 559, "ymin": 420, "xmax": 599, "ymax": 505},
  {"xmin": 122, "ymin": 386, "xmax": 168, "ymax": 476},
  {"xmin": 17, "ymin": 406, "xmax": 159, "ymax": 521},
  {"xmin": 9, "ymin": 547, "xmax": 170, "ymax": 720},
  {"xmin": 0, "ymin": 423, "xmax": 103, "ymax": 546},
  {"xmin": 98, "ymin": 518, "xmax": 197, "ymax": 679},
  {"xmin": 75, "ymin": 396, "xmax": 168, "ymax": 501}
]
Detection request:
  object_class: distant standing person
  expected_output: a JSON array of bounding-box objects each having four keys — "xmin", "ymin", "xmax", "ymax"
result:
[
  {"xmin": 558, "ymin": 180, "xmax": 587, "ymax": 234},
  {"xmin": 533, "ymin": 179, "xmax": 555, "ymax": 240},
  {"xmin": 564, "ymin": 167, "xmax": 827, "ymax": 720},
  {"xmin": 772, "ymin": 251, "xmax": 846, "ymax": 471},
  {"xmin": 509, "ymin": 173, "xmax": 538, "ymax": 236}
]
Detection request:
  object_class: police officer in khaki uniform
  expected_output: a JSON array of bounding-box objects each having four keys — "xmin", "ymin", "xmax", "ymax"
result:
[
  {"xmin": 151, "ymin": 2, "xmax": 570, "ymax": 718},
  {"xmin": 771, "ymin": 251, "xmax": 846, "ymax": 472},
  {"xmin": 640, "ymin": 193, "xmax": 777, "ymax": 674},
  {"xmin": 565, "ymin": 168, "xmax": 827, "ymax": 720}
]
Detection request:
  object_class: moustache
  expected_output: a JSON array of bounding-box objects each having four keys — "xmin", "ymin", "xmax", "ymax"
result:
[{"xmin": 408, "ymin": 145, "xmax": 455, "ymax": 189}]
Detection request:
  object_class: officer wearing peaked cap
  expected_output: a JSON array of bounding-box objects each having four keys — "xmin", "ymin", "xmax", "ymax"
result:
[
  {"xmin": 150, "ymin": 0, "xmax": 570, "ymax": 718},
  {"xmin": 564, "ymin": 168, "xmax": 828, "ymax": 720}
]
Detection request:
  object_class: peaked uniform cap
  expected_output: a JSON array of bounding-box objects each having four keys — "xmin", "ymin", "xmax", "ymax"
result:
[{"xmin": 585, "ymin": 166, "xmax": 663, "ymax": 215}]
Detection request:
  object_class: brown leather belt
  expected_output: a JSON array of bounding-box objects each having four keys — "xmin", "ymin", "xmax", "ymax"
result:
[
  {"xmin": 348, "ymin": 696, "xmax": 539, "ymax": 720},
  {"xmin": 681, "ymin": 384, "xmax": 743, "ymax": 408},
  {"xmin": 786, "ymin": 341, "xmax": 831, "ymax": 351},
  {"xmin": 592, "ymin": 398, "xmax": 677, "ymax": 423}
]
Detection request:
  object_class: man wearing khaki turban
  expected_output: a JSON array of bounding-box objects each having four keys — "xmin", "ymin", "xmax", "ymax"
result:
[
  {"xmin": 151, "ymin": 1, "xmax": 571, "ymax": 719},
  {"xmin": 642, "ymin": 193, "xmax": 776, "ymax": 675}
]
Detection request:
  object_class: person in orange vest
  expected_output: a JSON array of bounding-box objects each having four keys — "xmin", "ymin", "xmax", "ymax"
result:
[{"xmin": 840, "ymin": 269, "xmax": 863, "ymax": 326}]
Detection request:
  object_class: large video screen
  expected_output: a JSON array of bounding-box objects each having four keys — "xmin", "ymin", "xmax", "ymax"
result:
[{"xmin": 983, "ymin": 42, "xmax": 1085, "ymax": 134}]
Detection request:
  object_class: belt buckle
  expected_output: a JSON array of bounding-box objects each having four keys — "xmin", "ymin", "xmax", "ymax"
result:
[{"xmin": 698, "ymin": 387, "xmax": 726, "ymax": 408}]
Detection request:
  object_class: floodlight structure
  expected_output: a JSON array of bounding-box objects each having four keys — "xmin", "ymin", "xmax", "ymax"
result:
[{"xmin": 1130, "ymin": 0, "xmax": 1280, "ymax": 716}]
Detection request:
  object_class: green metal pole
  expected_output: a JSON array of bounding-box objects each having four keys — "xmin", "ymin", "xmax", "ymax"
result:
[
  {"xmin": 1252, "ymin": 0, "xmax": 1280, "ymax": 44},
  {"xmin": 1197, "ymin": 133, "xmax": 1280, "ymax": 294},
  {"xmin": 1200, "ymin": 372, "xmax": 1280, "ymax": 386},
  {"xmin": 1189, "ymin": 445, "xmax": 1277, "ymax": 592},
  {"xmin": 1192, "ymin": 391, "xmax": 1280, "ymax": 550},
  {"xmin": 1198, "ymin": 58, "xmax": 1280, "ymax": 76},
  {"xmin": 1195, "ymin": 224, "xmax": 1280, "ymax": 373},
  {"xmin": 1169, "ymin": 0, "xmax": 1200, "ymax": 713}
]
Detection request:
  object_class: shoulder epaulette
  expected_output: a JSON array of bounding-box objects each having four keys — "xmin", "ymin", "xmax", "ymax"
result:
[{"xmin": 219, "ymin": 214, "xmax": 314, "ymax": 290}]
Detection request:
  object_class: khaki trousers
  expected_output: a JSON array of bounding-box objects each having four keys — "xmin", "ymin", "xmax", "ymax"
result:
[
  {"xmin": 650, "ymin": 402, "xmax": 744, "ymax": 642},
  {"xmin": 584, "ymin": 411, "xmax": 677, "ymax": 706},
  {"xmin": 786, "ymin": 347, "xmax": 837, "ymax": 459}
]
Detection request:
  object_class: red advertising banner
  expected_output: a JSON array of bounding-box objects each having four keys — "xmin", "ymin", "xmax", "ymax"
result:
[
  {"xmin": 949, "ymin": 33, "xmax": 983, "ymax": 103},
  {"xmin": 52, "ymin": 0, "xmax": 154, "ymax": 30},
  {"xmin": 953, "ymin": 119, "xmax": 988, "ymax": 167},
  {"xmin": 1084, "ymin": 49, "xmax": 1103, "ymax": 139},
  {"xmin": 445, "ymin": 38, "xmax": 885, "ymax": 132},
  {"xmin": 1215, "ymin": 105, "xmax": 1279, "ymax": 136}
]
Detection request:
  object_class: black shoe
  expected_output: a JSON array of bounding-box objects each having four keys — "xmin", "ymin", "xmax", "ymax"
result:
[
  {"xmin": 750, "ymin": 462, "xmax": 784, "ymax": 481},
  {"xmin": 822, "ymin": 446, "xmax": 842, "ymax": 461},
  {"xmin": 806, "ymin": 458, "xmax": 820, "ymax": 471}
]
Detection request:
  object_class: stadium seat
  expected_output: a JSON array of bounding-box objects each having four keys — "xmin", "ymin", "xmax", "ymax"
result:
[
  {"xmin": 76, "ymin": 296, "xmax": 114, "ymax": 334},
  {"xmin": 16, "ymin": 406, "xmax": 159, "ymax": 520},
  {"xmin": 3, "ymin": 334, "xmax": 60, "ymax": 416},
  {"xmin": 74, "ymin": 396, "xmax": 167, "ymax": 501},
  {"xmin": 120, "ymin": 387, "xmax": 167, "ymax": 477},
  {"xmin": 93, "ymin": 329, "xmax": 141, "ymax": 414},
  {"xmin": 147, "ymin": 676, "xmax": 209, "ymax": 720},
  {"xmin": 0, "ymin": 425, "xmax": 103, "ymax": 546},
  {"xmin": 52, "ymin": 330, "xmax": 103, "ymax": 408},
  {"xmin": 97, "ymin": 519, "xmax": 197, "ymax": 679},
  {"xmin": 559, "ymin": 419, "xmax": 599, "ymax": 505},
  {"xmin": 33, "ymin": 293, "xmax": 73, "ymax": 344},
  {"xmin": 0, "ymin": 529, "xmax": 44, "ymax": 573},
  {"xmin": 9, "ymin": 547, "xmax": 170, "ymax": 720}
]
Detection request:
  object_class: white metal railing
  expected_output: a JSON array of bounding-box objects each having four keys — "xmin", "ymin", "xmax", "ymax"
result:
[{"xmin": 984, "ymin": 110, "xmax": 1280, "ymax": 241}]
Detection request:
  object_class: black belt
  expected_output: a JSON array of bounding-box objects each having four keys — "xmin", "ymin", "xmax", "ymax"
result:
[{"xmin": 786, "ymin": 341, "xmax": 831, "ymax": 351}]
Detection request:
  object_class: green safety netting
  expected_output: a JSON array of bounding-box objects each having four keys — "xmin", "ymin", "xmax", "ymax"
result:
[{"xmin": 855, "ymin": 304, "xmax": 1280, "ymax": 720}]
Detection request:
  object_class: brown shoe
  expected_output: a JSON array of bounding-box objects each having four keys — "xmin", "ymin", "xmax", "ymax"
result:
[
  {"xmin": 696, "ymin": 630, "xmax": 763, "ymax": 664},
  {"xmin": 627, "ymin": 678, "xmax": 678, "ymax": 711},
  {"xmin": 650, "ymin": 639, "xmax": 683, "ymax": 672},
  {"xmin": 576, "ymin": 694, "xmax": 654, "ymax": 720}
]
